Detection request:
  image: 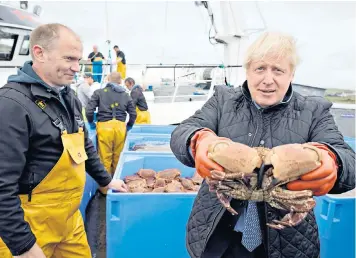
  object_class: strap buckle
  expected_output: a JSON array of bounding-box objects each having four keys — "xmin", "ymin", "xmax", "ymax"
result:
[
  {"xmin": 52, "ymin": 118, "xmax": 65, "ymax": 133},
  {"xmin": 75, "ymin": 115, "xmax": 84, "ymax": 128}
]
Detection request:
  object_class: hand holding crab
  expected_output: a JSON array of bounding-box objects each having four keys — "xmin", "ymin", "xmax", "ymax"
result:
[{"xmin": 206, "ymin": 141, "xmax": 328, "ymax": 230}]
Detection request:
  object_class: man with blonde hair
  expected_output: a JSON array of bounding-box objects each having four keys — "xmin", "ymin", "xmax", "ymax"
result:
[
  {"xmin": 0, "ymin": 23, "xmax": 128, "ymax": 258},
  {"xmin": 170, "ymin": 31, "xmax": 355, "ymax": 257},
  {"xmin": 86, "ymin": 71, "xmax": 136, "ymax": 194}
]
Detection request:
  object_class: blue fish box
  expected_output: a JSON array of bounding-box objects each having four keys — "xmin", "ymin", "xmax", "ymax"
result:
[
  {"xmin": 122, "ymin": 135, "xmax": 172, "ymax": 154},
  {"xmin": 128, "ymin": 125, "xmax": 177, "ymax": 136},
  {"xmin": 106, "ymin": 154, "xmax": 197, "ymax": 258},
  {"xmin": 314, "ymin": 193, "xmax": 355, "ymax": 258},
  {"xmin": 79, "ymin": 124, "xmax": 99, "ymax": 221}
]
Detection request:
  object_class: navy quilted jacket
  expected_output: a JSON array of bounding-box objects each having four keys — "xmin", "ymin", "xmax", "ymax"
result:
[{"xmin": 170, "ymin": 82, "xmax": 355, "ymax": 258}]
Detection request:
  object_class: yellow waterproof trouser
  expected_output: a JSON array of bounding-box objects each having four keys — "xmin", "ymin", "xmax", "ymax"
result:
[
  {"xmin": 82, "ymin": 107, "xmax": 88, "ymax": 122},
  {"xmin": 97, "ymin": 119, "xmax": 126, "ymax": 194},
  {"xmin": 97, "ymin": 119, "xmax": 126, "ymax": 176},
  {"xmin": 0, "ymin": 128, "xmax": 91, "ymax": 257},
  {"xmin": 117, "ymin": 62, "xmax": 126, "ymax": 79},
  {"xmin": 135, "ymin": 107, "xmax": 151, "ymax": 124}
]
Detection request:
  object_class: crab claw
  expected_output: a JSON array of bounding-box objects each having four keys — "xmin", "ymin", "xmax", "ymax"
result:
[
  {"xmin": 264, "ymin": 143, "xmax": 322, "ymax": 184},
  {"xmin": 266, "ymin": 211, "xmax": 308, "ymax": 230}
]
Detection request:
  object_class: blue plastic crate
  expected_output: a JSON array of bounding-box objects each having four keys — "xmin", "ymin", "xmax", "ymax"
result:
[
  {"xmin": 314, "ymin": 194, "xmax": 355, "ymax": 258},
  {"xmin": 79, "ymin": 124, "xmax": 99, "ymax": 221},
  {"xmin": 122, "ymin": 135, "xmax": 172, "ymax": 154},
  {"xmin": 107, "ymin": 154, "xmax": 197, "ymax": 258},
  {"xmin": 344, "ymin": 136, "xmax": 355, "ymax": 151},
  {"xmin": 128, "ymin": 124, "xmax": 177, "ymax": 135},
  {"xmin": 79, "ymin": 174, "xmax": 96, "ymax": 221}
]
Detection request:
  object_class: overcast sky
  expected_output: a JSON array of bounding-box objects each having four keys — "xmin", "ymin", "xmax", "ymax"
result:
[{"xmin": 26, "ymin": 1, "xmax": 356, "ymax": 89}]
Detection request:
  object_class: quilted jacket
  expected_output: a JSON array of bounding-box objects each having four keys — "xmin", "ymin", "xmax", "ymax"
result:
[{"xmin": 170, "ymin": 82, "xmax": 355, "ymax": 258}]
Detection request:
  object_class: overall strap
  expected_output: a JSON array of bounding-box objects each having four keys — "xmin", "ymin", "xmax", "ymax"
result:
[{"xmin": 3, "ymin": 83, "xmax": 66, "ymax": 133}]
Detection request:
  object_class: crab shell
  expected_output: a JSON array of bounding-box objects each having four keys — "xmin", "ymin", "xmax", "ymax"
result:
[
  {"xmin": 152, "ymin": 187, "xmax": 165, "ymax": 193},
  {"xmin": 145, "ymin": 177, "xmax": 156, "ymax": 188},
  {"xmin": 124, "ymin": 174, "xmax": 142, "ymax": 183},
  {"xmin": 154, "ymin": 178, "xmax": 166, "ymax": 188},
  {"xmin": 137, "ymin": 169, "xmax": 156, "ymax": 179},
  {"xmin": 165, "ymin": 180, "xmax": 184, "ymax": 193},
  {"xmin": 180, "ymin": 178, "xmax": 195, "ymax": 190},
  {"xmin": 208, "ymin": 141, "xmax": 263, "ymax": 173},
  {"xmin": 127, "ymin": 178, "xmax": 147, "ymax": 193},
  {"xmin": 264, "ymin": 143, "xmax": 322, "ymax": 182},
  {"xmin": 190, "ymin": 171, "xmax": 203, "ymax": 185},
  {"xmin": 156, "ymin": 169, "xmax": 181, "ymax": 182}
]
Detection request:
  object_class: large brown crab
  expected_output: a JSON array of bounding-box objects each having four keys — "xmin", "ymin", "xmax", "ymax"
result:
[{"xmin": 207, "ymin": 141, "xmax": 322, "ymax": 229}]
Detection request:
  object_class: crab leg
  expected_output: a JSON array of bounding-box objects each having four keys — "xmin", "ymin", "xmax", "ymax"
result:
[
  {"xmin": 216, "ymin": 191, "xmax": 239, "ymax": 215},
  {"xmin": 267, "ymin": 211, "xmax": 308, "ymax": 229},
  {"xmin": 270, "ymin": 188, "xmax": 313, "ymax": 200},
  {"xmin": 210, "ymin": 170, "xmax": 228, "ymax": 180}
]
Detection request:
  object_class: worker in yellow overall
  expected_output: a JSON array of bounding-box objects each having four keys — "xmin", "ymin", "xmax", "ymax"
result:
[
  {"xmin": 86, "ymin": 72, "xmax": 137, "ymax": 194},
  {"xmin": 113, "ymin": 45, "xmax": 127, "ymax": 79},
  {"xmin": 0, "ymin": 23, "xmax": 127, "ymax": 258},
  {"xmin": 125, "ymin": 77, "xmax": 151, "ymax": 124}
]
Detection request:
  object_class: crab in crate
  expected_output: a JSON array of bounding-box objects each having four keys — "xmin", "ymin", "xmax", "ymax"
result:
[
  {"xmin": 123, "ymin": 168, "xmax": 202, "ymax": 193},
  {"xmin": 156, "ymin": 169, "xmax": 181, "ymax": 182},
  {"xmin": 207, "ymin": 141, "xmax": 322, "ymax": 229}
]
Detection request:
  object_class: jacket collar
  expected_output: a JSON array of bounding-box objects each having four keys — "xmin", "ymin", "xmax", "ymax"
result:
[
  {"xmin": 241, "ymin": 80, "xmax": 294, "ymax": 111},
  {"xmin": 30, "ymin": 83, "xmax": 70, "ymax": 100},
  {"xmin": 132, "ymin": 85, "xmax": 142, "ymax": 91}
]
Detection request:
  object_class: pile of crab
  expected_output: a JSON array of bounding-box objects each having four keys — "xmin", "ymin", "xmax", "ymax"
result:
[
  {"xmin": 124, "ymin": 168, "xmax": 203, "ymax": 193},
  {"xmin": 206, "ymin": 140, "xmax": 322, "ymax": 230}
]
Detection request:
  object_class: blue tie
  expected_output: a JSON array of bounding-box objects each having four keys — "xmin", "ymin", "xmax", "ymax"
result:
[{"xmin": 241, "ymin": 201, "xmax": 263, "ymax": 252}]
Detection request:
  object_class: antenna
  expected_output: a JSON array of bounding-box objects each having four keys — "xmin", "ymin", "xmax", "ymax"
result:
[
  {"xmin": 106, "ymin": 40, "xmax": 112, "ymax": 73},
  {"xmin": 104, "ymin": 1, "xmax": 112, "ymax": 73}
]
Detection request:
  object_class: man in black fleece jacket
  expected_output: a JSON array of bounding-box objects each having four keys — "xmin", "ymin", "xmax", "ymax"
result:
[{"xmin": 0, "ymin": 23, "xmax": 128, "ymax": 258}]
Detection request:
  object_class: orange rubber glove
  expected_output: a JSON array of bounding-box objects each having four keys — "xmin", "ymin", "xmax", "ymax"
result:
[
  {"xmin": 190, "ymin": 129, "xmax": 231, "ymax": 178},
  {"xmin": 287, "ymin": 143, "xmax": 338, "ymax": 196}
]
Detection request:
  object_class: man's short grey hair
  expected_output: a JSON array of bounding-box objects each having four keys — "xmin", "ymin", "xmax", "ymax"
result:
[
  {"xmin": 125, "ymin": 77, "xmax": 135, "ymax": 85},
  {"xmin": 29, "ymin": 23, "xmax": 81, "ymax": 59},
  {"xmin": 108, "ymin": 72, "xmax": 122, "ymax": 84}
]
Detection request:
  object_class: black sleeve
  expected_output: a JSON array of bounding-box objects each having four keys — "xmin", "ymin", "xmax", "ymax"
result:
[
  {"xmin": 308, "ymin": 97, "xmax": 355, "ymax": 194},
  {"xmin": 0, "ymin": 96, "xmax": 37, "ymax": 256},
  {"xmin": 83, "ymin": 124, "xmax": 112, "ymax": 187},
  {"xmin": 117, "ymin": 51, "xmax": 124, "ymax": 59},
  {"xmin": 86, "ymin": 90, "xmax": 99, "ymax": 123},
  {"xmin": 126, "ymin": 95, "xmax": 137, "ymax": 127},
  {"xmin": 130, "ymin": 89, "xmax": 139, "ymax": 107},
  {"xmin": 88, "ymin": 52, "xmax": 95, "ymax": 62},
  {"xmin": 170, "ymin": 88, "xmax": 221, "ymax": 167},
  {"xmin": 99, "ymin": 52, "xmax": 105, "ymax": 59}
]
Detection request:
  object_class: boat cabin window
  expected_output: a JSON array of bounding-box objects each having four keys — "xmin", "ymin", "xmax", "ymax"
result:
[
  {"xmin": 0, "ymin": 28, "xmax": 18, "ymax": 61},
  {"xmin": 19, "ymin": 35, "xmax": 30, "ymax": 56}
]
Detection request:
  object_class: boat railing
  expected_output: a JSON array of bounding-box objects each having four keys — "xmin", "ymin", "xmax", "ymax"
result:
[{"xmin": 78, "ymin": 61, "xmax": 241, "ymax": 103}]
